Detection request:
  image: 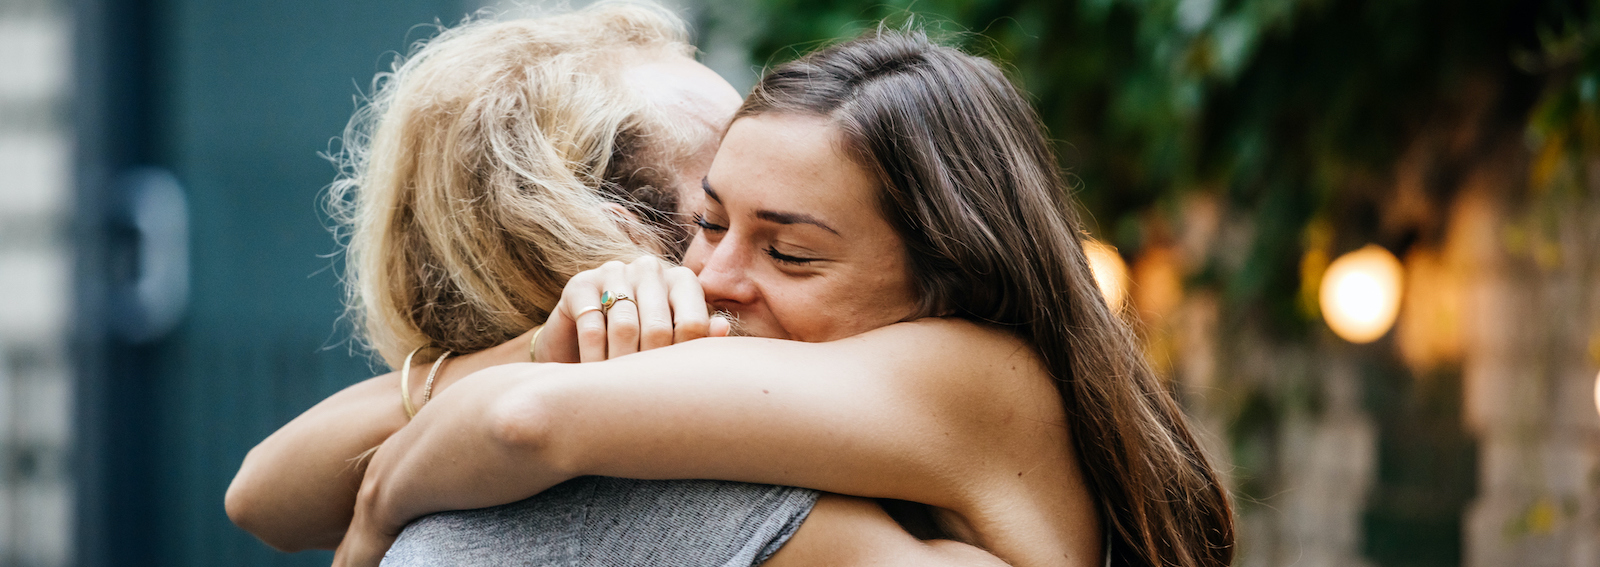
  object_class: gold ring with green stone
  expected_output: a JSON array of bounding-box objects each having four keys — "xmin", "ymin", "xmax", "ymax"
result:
[{"xmin": 600, "ymin": 291, "xmax": 634, "ymax": 315}]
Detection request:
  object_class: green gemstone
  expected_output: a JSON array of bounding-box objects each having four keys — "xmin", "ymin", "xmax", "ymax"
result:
[{"xmin": 600, "ymin": 290, "xmax": 614, "ymax": 307}]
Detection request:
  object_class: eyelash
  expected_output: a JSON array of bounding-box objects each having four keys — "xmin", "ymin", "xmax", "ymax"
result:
[
  {"xmin": 765, "ymin": 248, "xmax": 815, "ymax": 265},
  {"xmin": 694, "ymin": 214, "xmax": 817, "ymax": 265},
  {"xmin": 693, "ymin": 213, "xmax": 726, "ymax": 233}
]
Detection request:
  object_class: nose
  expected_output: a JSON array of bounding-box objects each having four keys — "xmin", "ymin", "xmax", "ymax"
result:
[{"xmin": 692, "ymin": 234, "xmax": 759, "ymax": 308}]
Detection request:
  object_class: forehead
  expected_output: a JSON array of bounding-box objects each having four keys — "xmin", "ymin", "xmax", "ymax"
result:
[
  {"xmin": 619, "ymin": 53, "xmax": 742, "ymax": 133},
  {"xmin": 619, "ymin": 53, "xmax": 744, "ymax": 212},
  {"xmin": 707, "ymin": 114, "xmax": 881, "ymax": 222}
]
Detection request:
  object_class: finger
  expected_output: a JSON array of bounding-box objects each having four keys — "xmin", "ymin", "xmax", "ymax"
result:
[
  {"xmin": 665, "ymin": 266, "xmax": 711, "ymax": 344},
  {"xmin": 710, "ymin": 315, "xmax": 732, "ymax": 338},
  {"xmin": 605, "ymin": 298, "xmax": 640, "ymax": 358},
  {"xmin": 559, "ymin": 269, "xmax": 609, "ymax": 363},
  {"xmin": 630, "ymin": 264, "xmax": 675, "ymax": 351},
  {"xmin": 601, "ymin": 269, "xmax": 640, "ymax": 359}
]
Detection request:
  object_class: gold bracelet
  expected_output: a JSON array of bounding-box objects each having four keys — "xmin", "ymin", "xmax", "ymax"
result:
[
  {"xmin": 400, "ymin": 346, "xmax": 425, "ymax": 419},
  {"xmin": 528, "ymin": 324, "xmax": 546, "ymax": 362},
  {"xmin": 421, "ymin": 350, "xmax": 452, "ymax": 407}
]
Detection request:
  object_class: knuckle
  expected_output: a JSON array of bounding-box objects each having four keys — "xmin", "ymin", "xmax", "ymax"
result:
[
  {"xmin": 577, "ymin": 323, "xmax": 607, "ymax": 342},
  {"xmin": 575, "ymin": 272, "xmax": 604, "ymax": 290},
  {"xmin": 641, "ymin": 320, "xmax": 674, "ymax": 342},
  {"xmin": 666, "ymin": 266, "xmax": 695, "ymax": 281},
  {"xmin": 674, "ymin": 318, "xmax": 710, "ymax": 339}
]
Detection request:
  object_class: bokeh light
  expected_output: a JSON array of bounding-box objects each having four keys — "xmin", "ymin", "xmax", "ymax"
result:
[
  {"xmin": 1319, "ymin": 244, "xmax": 1404, "ymax": 344},
  {"xmin": 1084, "ymin": 240, "xmax": 1129, "ymax": 310}
]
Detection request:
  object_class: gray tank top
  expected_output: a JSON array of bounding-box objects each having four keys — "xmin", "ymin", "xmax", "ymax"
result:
[{"xmin": 382, "ymin": 477, "xmax": 818, "ymax": 566}]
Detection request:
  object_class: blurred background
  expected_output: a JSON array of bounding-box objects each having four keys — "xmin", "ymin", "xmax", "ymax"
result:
[{"xmin": 0, "ymin": 0, "xmax": 1594, "ymax": 565}]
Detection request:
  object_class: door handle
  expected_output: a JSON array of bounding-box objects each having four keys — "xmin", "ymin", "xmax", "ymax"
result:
[{"xmin": 108, "ymin": 167, "xmax": 189, "ymax": 343}]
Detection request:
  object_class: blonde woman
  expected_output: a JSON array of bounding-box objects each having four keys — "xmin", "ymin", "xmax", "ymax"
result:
[{"xmin": 227, "ymin": 4, "xmax": 1003, "ymax": 565}]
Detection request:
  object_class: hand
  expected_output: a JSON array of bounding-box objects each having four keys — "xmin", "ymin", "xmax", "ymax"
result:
[
  {"xmin": 331, "ymin": 365, "xmax": 545, "ymax": 566},
  {"xmin": 330, "ymin": 516, "xmax": 392, "ymax": 567},
  {"xmin": 330, "ymin": 448, "xmax": 401, "ymax": 567},
  {"xmin": 533, "ymin": 257, "xmax": 730, "ymax": 362}
]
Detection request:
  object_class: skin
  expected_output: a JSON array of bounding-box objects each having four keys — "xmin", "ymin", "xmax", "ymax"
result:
[
  {"xmin": 223, "ymin": 52, "xmax": 740, "ymax": 551},
  {"xmin": 688, "ymin": 115, "xmax": 921, "ymax": 341},
  {"xmin": 619, "ymin": 51, "xmax": 743, "ymax": 216},
  {"xmin": 331, "ymin": 115, "xmax": 1103, "ymax": 567},
  {"xmin": 228, "ymin": 53, "xmax": 1006, "ymax": 565}
]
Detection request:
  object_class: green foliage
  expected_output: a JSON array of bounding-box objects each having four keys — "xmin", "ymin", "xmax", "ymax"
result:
[
  {"xmin": 727, "ymin": 7, "xmax": 1596, "ymax": 563},
  {"xmin": 738, "ymin": 0, "xmax": 1597, "ymax": 331}
]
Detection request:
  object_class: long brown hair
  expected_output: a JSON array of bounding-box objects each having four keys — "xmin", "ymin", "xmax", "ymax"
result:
[{"xmin": 739, "ymin": 31, "xmax": 1235, "ymax": 567}]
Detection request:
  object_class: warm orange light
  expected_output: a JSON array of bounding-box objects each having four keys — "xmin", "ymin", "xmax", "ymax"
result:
[
  {"xmin": 1319, "ymin": 244, "xmax": 1404, "ymax": 344},
  {"xmin": 1085, "ymin": 240, "xmax": 1129, "ymax": 310}
]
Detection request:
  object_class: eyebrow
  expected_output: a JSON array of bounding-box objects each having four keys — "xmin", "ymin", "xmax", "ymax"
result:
[
  {"xmin": 702, "ymin": 178, "xmax": 841, "ymax": 236},
  {"xmin": 702, "ymin": 177, "xmax": 721, "ymax": 203}
]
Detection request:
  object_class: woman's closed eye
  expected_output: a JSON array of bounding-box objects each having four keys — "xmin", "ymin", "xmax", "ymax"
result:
[
  {"xmin": 694, "ymin": 212, "xmax": 819, "ymax": 265},
  {"xmin": 693, "ymin": 213, "xmax": 727, "ymax": 233},
  {"xmin": 765, "ymin": 247, "xmax": 818, "ymax": 265}
]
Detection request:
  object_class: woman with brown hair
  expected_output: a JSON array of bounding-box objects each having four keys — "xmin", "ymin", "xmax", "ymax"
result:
[
  {"xmin": 228, "ymin": 5, "xmax": 1008, "ymax": 564},
  {"xmin": 333, "ymin": 29, "xmax": 1235, "ymax": 567}
]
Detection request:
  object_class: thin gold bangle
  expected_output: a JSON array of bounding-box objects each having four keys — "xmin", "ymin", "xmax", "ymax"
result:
[
  {"xmin": 528, "ymin": 324, "xmax": 545, "ymax": 363},
  {"xmin": 400, "ymin": 346, "xmax": 424, "ymax": 419},
  {"xmin": 421, "ymin": 350, "xmax": 452, "ymax": 406}
]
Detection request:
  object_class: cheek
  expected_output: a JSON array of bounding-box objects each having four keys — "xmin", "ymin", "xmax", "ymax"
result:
[
  {"xmin": 777, "ymin": 267, "xmax": 919, "ymax": 342},
  {"xmin": 762, "ymin": 286, "xmax": 840, "ymax": 341},
  {"xmin": 860, "ymin": 266, "xmax": 921, "ymax": 321},
  {"xmin": 851, "ymin": 257, "xmax": 922, "ymax": 328}
]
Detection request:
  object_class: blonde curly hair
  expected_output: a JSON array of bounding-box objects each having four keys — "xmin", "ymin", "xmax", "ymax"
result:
[{"xmin": 328, "ymin": 2, "xmax": 705, "ymax": 368}]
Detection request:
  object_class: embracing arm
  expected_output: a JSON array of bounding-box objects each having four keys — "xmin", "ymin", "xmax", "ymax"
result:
[
  {"xmin": 224, "ymin": 329, "xmax": 536, "ymax": 551},
  {"xmin": 348, "ymin": 319, "xmax": 1051, "ymax": 550},
  {"xmin": 230, "ymin": 258, "xmax": 725, "ymax": 551},
  {"xmin": 224, "ymin": 371, "xmax": 405, "ymax": 551}
]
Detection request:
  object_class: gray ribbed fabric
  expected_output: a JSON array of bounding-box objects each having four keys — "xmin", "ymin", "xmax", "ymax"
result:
[{"xmin": 382, "ymin": 477, "xmax": 818, "ymax": 567}]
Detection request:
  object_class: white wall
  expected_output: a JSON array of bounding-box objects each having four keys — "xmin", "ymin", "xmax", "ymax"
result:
[{"xmin": 0, "ymin": 1, "xmax": 74, "ymax": 565}]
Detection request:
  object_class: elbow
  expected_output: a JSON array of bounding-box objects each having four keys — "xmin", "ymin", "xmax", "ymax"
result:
[
  {"xmin": 224, "ymin": 467, "xmax": 308, "ymax": 553},
  {"xmin": 485, "ymin": 382, "xmax": 578, "ymax": 476},
  {"xmin": 222, "ymin": 472, "xmax": 255, "ymax": 532}
]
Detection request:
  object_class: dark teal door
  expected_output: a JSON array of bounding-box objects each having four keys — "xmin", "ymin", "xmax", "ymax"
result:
[{"xmin": 76, "ymin": 1, "xmax": 467, "ymax": 565}]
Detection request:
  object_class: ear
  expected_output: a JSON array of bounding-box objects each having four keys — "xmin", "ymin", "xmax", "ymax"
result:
[{"xmin": 603, "ymin": 203, "xmax": 650, "ymax": 246}]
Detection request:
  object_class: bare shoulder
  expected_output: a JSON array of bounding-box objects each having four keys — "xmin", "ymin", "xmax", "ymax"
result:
[
  {"xmin": 851, "ymin": 317, "xmax": 1032, "ymax": 351},
  {"xmin": 836, "ymin": 319, "xmax": 1056, "ymax": 415},
  {"xmin": 763, "ymin": 494, "xmax": 1010, "ymax": 567},
  {"xmin": 841, "ymin": 318, "xmax": 1043, "ymax": 381}
]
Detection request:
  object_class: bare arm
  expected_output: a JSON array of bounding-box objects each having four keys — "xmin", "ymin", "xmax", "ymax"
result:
[
  {"xmin": 763, "ymin": 494, "xmax": 1011, "ymax": 567},
  {"xmin": 227, "ymin": 258, "xmax": 724, "ymax": 550},
  {"xmin": 223, "ymin": 331, "xmax": 535, "ymax": 551},
  {"xmin": 334, "ymin": 319, "xmax": 1061, "ymax": 565}
]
